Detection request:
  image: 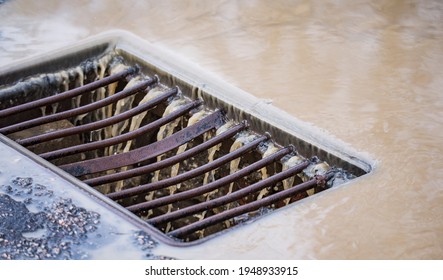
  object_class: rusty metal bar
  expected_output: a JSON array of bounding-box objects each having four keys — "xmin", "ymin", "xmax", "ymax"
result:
[
  {"xmin": 126, "ymin": 146, "xmax": 292, "ymax": 211},
  {"xmin": 59, "ymin": 110, "xmax": 225, "ymax": 177},
  {"xmin": 0, "ymin": 77, "xmax": 157, "ymax": 135},
  {"xmin": 167, "ymin": 172, "xmax": 333, "ymax": 238},
  {"xmin": 147, "ymin": 160, "xmax": 310, "ymax": 226},
  {"xmin": 40, "ymin": 100, "xmax": 201, "ymax": 161},
  {"xmin": 112, "ymin": 134, "xmax": 269, "ymax": 201},
  {"xmin": 86, "ymin": 122, "xmax": 247, "ymax": 187},
  {"xmin": 0, "ymin": 67, "xmax": 135, "ymax": 119},
  {"xmin": 17, "ymin": 88, "xmax": 178, "ymax": 146}
]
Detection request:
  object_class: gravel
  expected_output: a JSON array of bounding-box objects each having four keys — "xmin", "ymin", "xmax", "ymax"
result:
[{"xmin": 0, "ymin": 177, "xmax": 171, "ymax": 259}]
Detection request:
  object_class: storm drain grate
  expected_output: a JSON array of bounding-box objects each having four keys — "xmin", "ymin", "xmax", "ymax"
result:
[{"xmin": 0, "ymin": 45, "xmax": 367, "ymax": 243}]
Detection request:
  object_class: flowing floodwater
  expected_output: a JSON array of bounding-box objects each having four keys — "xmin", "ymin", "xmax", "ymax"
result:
[{"xmin": 1, "ymin": 0, "xmax": 443, "ymax": 259}]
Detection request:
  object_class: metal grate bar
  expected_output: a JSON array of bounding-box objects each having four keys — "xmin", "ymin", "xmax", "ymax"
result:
[
  {"xmin": 147, "ymin": 160, "xmax": 310, "ymax": 226},
  {"xmin": 0, "ymin": 67, "xmax": 135, "ymax": 119},
  {"xmin": 85, "ymin": 122, "xmax": 247, "ymax": 187},
  {"xmin": 39, "ymin": 100, "xmax": 202, "ymax": 161},
  {"xmin": 17, "ymin": 87, "xmax": 178, "ymax": 146},
  {"xmin": 168, "ymin": 172, "xmax": 332, "ymax": 238},
  {"xmin": 107, "ymin": 134, "xmax": 269, "ymax": 201},
  {"xmin": 59, "ymin": 110, "xmax": 225, "ymax": 176},
  {"xmin": 0, "ymin": 77, "xmax": 157, "ymax": 135},
  {"xmin": 126, "ymin": 146, "xmax": 293, "ymax": 212}
]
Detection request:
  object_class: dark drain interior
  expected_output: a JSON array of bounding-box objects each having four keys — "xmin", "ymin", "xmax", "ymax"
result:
[{"xmin": 0, "ymin": 44, "xmax": 368, "ymax": 243}]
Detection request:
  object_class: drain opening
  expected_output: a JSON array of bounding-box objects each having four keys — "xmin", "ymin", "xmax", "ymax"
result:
[{"xmin": 0, "ymin": 50, "xmax": 364, "ymax": 243}]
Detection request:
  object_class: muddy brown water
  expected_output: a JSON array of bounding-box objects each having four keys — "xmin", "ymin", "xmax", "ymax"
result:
[{"xmin": 0, "ymin": 0, "xmax": 442, "ymax": 259}]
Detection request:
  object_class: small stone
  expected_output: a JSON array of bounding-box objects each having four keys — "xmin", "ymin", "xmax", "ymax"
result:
[
  {"xmin": 12, "ymin": 177, "xmax": 33, "ymax": 188},
  {"xmin": 34, "ymin": 184, "xmax": 46, "ymax": 190},
  {"xmin": 52, "ymin": 247, "xmax": 61, "ymax": 255},
  {"xmin": 2, "ymin": 185, "xmax": 13, "ymax": 193},
  {"xmin": 85, "ymin": 225, "xmax": 97, "ymax": 233}
]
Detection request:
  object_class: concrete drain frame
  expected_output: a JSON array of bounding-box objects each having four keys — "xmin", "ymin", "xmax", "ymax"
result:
[{"xmin": 0, "ymin": 31, "xmax": 373, "ymax": 246}]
